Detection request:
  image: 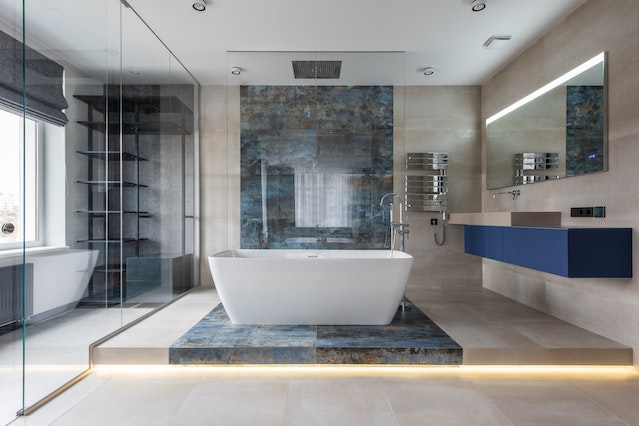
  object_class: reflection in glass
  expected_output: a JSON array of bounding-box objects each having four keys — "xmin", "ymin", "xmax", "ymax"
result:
[{"xmin": 295, "ymin": 173, "xmax": 355, "ymax": 228}]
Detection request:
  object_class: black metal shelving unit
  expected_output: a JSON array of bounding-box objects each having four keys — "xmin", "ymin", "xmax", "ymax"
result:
[{"xmin": 75, "ymin": 90, "xmax": 191, "ymax": 303}]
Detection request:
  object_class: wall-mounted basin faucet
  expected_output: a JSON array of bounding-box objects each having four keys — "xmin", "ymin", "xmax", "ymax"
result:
[{"xmin": 493, "ymin": 189, "xmax": 521, "ymax": 200}]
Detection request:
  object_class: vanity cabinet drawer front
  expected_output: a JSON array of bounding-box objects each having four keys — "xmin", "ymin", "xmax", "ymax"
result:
[
  {"xmin": 464, "ymin": 225, "xmax": 503, "ymax": 261},
  {"xmin": 502, "ymin": 227, "xmax": 569, "ymax": 276},
  {"xmin": 567, "ymin": 228, "xmax": 633, "ymax": 278}
]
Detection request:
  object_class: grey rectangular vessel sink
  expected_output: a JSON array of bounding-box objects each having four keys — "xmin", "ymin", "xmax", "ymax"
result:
[{"xmin": 447, "ymin": 212, "xmax": 561, "ymax": 227}]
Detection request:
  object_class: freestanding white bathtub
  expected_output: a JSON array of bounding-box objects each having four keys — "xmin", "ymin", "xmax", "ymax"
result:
[{"xmin": 208, "ymin": 249, "xmax": 414, "ymax": 325}]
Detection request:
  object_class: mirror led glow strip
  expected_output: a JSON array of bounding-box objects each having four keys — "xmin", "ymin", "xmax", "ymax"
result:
[{"xmin": 486, "ymin": 52, "xmax": 605, "ymax": 125}]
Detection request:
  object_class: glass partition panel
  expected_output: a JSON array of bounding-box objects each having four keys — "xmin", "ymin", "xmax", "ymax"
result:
[
  {"xmin": 228, "ymin": 51, "xmax": 403, "ymax": 250},
  {"xmin": 20, "ymin": 0, "xmax": 124, "ymax": 415},
  {"xmin": 0, "ymin": 3, "xmax": 26, "ymax": 421},
  {"xmin": 0, "ymin": 0, "xmax": 198, "ymax": 421},
  {"xmin": 120, "ymin": 7, "xmax": 197, "ymax": 304}
]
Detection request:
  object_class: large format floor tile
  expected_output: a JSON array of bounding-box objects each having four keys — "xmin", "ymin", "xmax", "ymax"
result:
[
  {"xmin": 4, "ymin": 282, "xmax": 637, "ymax": 425},
  {"xmin": 95, "ymin": 286, "xmax": 632, "ymax": 367},
  {"xmin": 10, "ymin": 367, "xmax": 639, "ymax": 425},
  {"xmin": 407, "ymin": 286, "xmax": 633, "ymax": 365}
]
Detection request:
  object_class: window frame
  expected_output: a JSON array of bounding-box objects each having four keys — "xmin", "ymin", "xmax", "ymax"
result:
[{"xmin": 0, "ymin": 108, "xmax": 43, "ymax": 250}]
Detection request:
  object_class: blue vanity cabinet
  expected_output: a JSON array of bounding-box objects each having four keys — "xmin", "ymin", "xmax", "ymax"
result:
[{"xmin": 464, "ymin": 225, "xmax": 632, "ymax": 278}]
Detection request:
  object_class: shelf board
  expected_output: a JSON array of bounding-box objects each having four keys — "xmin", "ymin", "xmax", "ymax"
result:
[
  {"xmin": 76, "ymin": 210, "xmax": 152, "ymax": 217},
  {"xmin": 77, "ymin": 150, "xmax": 148, "ymax": 162},
  {"xmin": 77, "ymin": 180, "xmax": 148, "ymax": 188},
  {"xmin": 74, "ymin": 94, "xmax": 193, "ymax": 115},
  {"xmin": 93, "ymin": 264, "xmax": 127, "ymax": 273},
  {"xmin": 76, "ymin": 121, "xmax": 124, "ymax": 133},
  {"xmin": 129, "ymin": 121, "xmax": 191, "ymax": 135},
  {"xmin": 77, "ymin": 238, "xmax": 148, "ymax": 244},
  {"xmin": 77, "ymin": 120, "xmax": 190, "ymax": 135}
]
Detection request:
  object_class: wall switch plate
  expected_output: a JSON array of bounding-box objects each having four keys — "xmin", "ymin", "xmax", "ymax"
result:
[
  {"xmin": 430, "ymin": 218, "xmax": 438, "ymax": 225},
  {"xmin": 571, "ymin": 207, "xmax": 594, "ymax": 217},
  {"xmin": 570, "ymin": 206, "xmax": 605, "ymax": 217},
  {"xmin": 593, "ymin": 206, "xmax": 606, "ymax": 217}
]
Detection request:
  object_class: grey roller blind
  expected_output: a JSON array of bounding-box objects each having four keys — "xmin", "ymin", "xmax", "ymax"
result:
[{"xmin": 0, "ymin": 29, "xmax": 68, "ymax": 126}]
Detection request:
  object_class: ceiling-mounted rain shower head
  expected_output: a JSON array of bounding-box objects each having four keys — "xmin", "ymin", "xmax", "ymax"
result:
[
  {"xmin": 192, "ymin": 0, "xmax": 206, "ymax": 11},
  {"xmin": 292, "ymin": 61, "xmax": 342, "ymax": 79}
]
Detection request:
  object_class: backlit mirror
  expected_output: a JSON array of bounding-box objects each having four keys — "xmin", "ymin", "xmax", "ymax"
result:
[{"xmin": 486, "ymin": 53, "xmax": 607, "ymax": 189}]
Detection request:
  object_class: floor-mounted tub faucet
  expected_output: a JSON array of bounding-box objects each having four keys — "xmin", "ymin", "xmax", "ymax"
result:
[
  {"xmin": 380, "ymin": 193, "xmax": 411, "ymax": 312},
  {"xmin": 379, "ymin": 193, "xmax": 410, "ymax": 252},
  {"xmin": 379, "ymin": 192, "xmax": 401, "ymax": 223}
]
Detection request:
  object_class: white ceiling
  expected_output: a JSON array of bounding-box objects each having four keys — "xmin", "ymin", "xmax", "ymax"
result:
[
  {"xmin": 123, "ymin": 0, "xmax": 587, "ymax": 86},
  {"xmin": 1, "ymin": 0, "xmax": 586, "ymax": 86}
]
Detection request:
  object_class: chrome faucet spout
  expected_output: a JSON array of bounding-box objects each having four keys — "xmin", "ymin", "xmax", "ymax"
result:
[
  {"xmin": 380, "ymin": 193, "xmax": 404, "ymax": 224},
  {"xmin": 379, "ymin": 193, "xmax": 408, "ymax": 251},
  {"xmin": 493, "ymin": 189, "xmax": 521, "ymax": 200},
  {"xmin": 379, "ymin": 192, "xmax": 399, "ymax": 206}
]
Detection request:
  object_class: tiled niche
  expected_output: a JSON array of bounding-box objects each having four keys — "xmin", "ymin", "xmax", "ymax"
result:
[{"xmin": 240, "ymin": 85, "xmax": 393, "ymax": 249}]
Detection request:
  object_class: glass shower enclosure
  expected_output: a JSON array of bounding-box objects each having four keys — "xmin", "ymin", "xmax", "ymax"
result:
[
  {"xmin": 227, "ymin": 51, "xmax": 405, "ymax": 251},
  {"xmin": 0, "ymin": 1, "xmax": 199, "ymax": 422}
]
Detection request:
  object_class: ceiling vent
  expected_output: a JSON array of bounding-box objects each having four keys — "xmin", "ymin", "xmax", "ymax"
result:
[
  {"xmin": 292, "ymin": 60, "xmax": 342, "ymax": 79},
  {"xmin": 483, "ymin": 35, "xmax": 512, "ymax": 49}
]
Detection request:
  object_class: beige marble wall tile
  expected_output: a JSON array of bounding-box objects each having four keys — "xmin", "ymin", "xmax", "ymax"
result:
[
  {"xmin": 199, "ymin": 86, "xmax": 229, "ymax": 287},
  {"xmin": 199, "ymin": 84, "xmax": 483, "ymax": 290},
  {"xmin": 401, "ymin": 86, "xmax": 483, "ymax": 289},
  {"xmin": 481, "ymin": 0, "xmax": 639, "ymax": 366}
]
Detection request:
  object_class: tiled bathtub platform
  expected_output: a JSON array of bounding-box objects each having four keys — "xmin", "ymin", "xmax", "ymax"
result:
[{"xmin": 169, "ymin": 302, "xmax": 462, "ymax": 365}]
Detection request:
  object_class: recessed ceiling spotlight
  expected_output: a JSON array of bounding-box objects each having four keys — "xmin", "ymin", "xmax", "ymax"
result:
[
  {"xmin": 471, "ymin": 0, "xmax": 486, "ymax": 12},
  {"xmin": 423, "ymin": 67, "xmax": 434, "ymax": 76},
  {"xmin": 192, "ymin": 0, "xmax": 207, "ymax": 11},
  {"xmin": 230, "ymin": 66, "xmax": 241, "ymax": 75}
]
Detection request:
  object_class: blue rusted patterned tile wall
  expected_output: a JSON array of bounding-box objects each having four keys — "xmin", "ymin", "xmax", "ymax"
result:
[{"xmin": 240, "ymin": 85, "xmax": 394, "ymax": 249}]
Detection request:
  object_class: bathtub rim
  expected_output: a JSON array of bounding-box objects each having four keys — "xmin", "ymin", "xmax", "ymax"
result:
[{"xmin": 209, "ymin": 248, "xmax": 413, "ymax": 260}]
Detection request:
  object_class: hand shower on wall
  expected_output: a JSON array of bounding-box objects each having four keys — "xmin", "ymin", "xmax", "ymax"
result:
[{"xmin": 405, "ymin": 152, "xmax": 448, "ymax": 245}]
